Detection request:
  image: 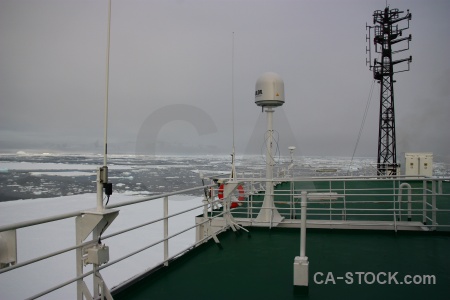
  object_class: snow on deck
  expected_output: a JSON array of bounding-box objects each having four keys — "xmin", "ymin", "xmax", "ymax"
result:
[{"xmin": 0, "ymin": 192, "xmax": 203, "ymax": 299}]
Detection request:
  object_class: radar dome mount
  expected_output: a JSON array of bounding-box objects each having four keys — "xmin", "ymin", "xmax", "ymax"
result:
[{"xmin": 254, "ymin": 71, "xmax": 285, "ymax": 226}]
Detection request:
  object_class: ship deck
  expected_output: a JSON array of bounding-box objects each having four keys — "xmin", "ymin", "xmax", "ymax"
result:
[
  {"xmin": 112, "ymin": 179, "xmax": 450, "ymax": 300},
  {"xmin": 113, "ymin": 226, "xmax": 450, "ymax": 300}
]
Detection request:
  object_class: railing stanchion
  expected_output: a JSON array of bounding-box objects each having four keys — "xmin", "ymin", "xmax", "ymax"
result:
[
  {"xmin": 343, "ymin": 181, "xmax": 347, "ymax": 221},
  {"xmin": 290, "ymin": 180, "xmax": 294, "ymax": 219},
  {"xmin": 164, "ymin": 196, "xmax": 169, "ymax": 266},
  {"xmin": 423, "ymin": 180, "xmax": 427, "ymax": 225},
  {"xmin": 300, "ymin": 191, "xmax": 307, "ymax": 257},
  {"xmin": 432, "ymin": 180, "xmax": 437, "ymax": 231}
]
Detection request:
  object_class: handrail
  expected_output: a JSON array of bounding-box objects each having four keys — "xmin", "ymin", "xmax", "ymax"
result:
[
  {"xmin": 22, "ymin": 195, "xmax": 227, "ymax": 299},
  {"xmin": 0, "ymin": 184, "xmax": 221, "ymax": 298},
  {"xmin": 27, "ymin": 213, "xmax": 229, "ymax": 300},
  {"xmin": 228, "ymin": 177, "xmax": 449, "ymax": 232},
  {"xmin": 397, "ymin": 183, "xmax": 412, "ymax": 221},
  {"xmin": 0, "ymin": 184, "xmax": 215, "ymax": 233},
  {"xmin": 1, "ymin": 177, "xmax": 449, "ymax": 299},
  {"xmin": 106, "ymin": 184, "xmax": 215, "ymax": 209},
  {"xmin": 221, "ymin": 175, "xmax": 438, "ymax": 182},
  {"xmin": 0, "ymin": 211, "xmax": 81, "ymax": 233},
  {"xmin": 0, "ymin": 198, "xmax": 221, "ymax": 276}
]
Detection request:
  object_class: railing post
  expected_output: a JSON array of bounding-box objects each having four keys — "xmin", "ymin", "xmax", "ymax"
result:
[
  {"xmin": 247, "ymin": 181, "xmax": 251, "ymax": 219},
  {"xmin": 290, "ymin": 180, "xmax": 294, "ymax": 219},
  {"xmin": 343, "ymin": 180, "xmax": 347, "ymax": 221},
  {"xmin": 422, "ymin": 180, "xmax": 427, "ymax": 225},
  {"xmin": 0, "ymin": 230, "xmax": 17, "ymax": 269},
  {"xmin": 164, "ymin": 196, "xmax": 169, "ymax": 266},
  {"xmin": 300, "ymin": 191, "xmax": 307, "ymax": 257},
  {"xmin": 393, "ymin": 181, "xmax": 397, "ymax": 231},
  {"xmin": 329, "ymin": 180, "xmax": 332, "ymax": 222},
  {"xmin": 251, "ymin": 180, "xmax": 254, "ymax": 220},
  {"xmin": 431, "ymin": 180, "xmax": 437, "ymax": 231}
]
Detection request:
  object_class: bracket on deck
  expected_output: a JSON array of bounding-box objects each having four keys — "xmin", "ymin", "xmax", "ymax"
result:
[
  {"xmin": 76, "ymin": 209, "xmax": 119, "ymax": 300},
  {"xmin": 0, "ymin": 230, "xmax": 17, "ymax": 269}
]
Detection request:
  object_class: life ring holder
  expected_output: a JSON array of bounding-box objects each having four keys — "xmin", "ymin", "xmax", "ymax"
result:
[{"xmin": 218, "ymin": 184, "xmax": 245, "ymax": 208}]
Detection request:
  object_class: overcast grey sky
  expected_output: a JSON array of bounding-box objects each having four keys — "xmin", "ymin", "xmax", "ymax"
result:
[{"xmin": 0, "ymin": 0, "xmax": 449, "ymax": 159}]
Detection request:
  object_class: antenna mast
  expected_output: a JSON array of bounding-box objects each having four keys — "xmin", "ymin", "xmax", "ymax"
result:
[
  {"xmin": 366, "ymin": 6, "xmax": 412, "ymax": 176},
  {"xmin": 231, "ymin": 32, "xmax": 236, "ymax": 180},
  {"xmin": 96, "ymin": 0, "xmax": 113, "ymax": 211},
  {"xmin": 103, "ymin": 0, "xmax": 112, "ymax": 167}
]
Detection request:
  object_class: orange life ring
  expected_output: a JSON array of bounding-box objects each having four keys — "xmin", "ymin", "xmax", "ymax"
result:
[{"xmin": 218, "ymin": 184, "xmax": 245, "ymax": 208}]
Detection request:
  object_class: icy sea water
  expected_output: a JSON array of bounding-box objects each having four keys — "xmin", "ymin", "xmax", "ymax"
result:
[
  {"xmin": 0, "ymin": 153, "xmax": 232, "ymax": 202},
  {"xmin": 0, "ymin": 152, "xmax": 449, "ymax": 202}
]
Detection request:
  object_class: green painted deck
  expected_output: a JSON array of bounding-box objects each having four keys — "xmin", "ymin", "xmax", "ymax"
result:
[
  {"xmin": 113, "ymin": 179, "xmax": 450, "ymax": 300},
  {"xmin": 113, "ymin": 227, "xmax": 450, "ymax": 300}
]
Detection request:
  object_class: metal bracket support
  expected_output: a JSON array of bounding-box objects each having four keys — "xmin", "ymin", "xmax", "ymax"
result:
[
  {"xmin": 76, "ymin": 209, "xmax": 118, "ymax": 300},
  {"xmin": 0, "ymin": 230, "xmax": 17, "ymax": 269}
]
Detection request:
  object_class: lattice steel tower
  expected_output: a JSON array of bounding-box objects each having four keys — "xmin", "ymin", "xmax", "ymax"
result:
[{"xmin": 366, "ymin": 7, "xmax": 412, "ymax": 176}]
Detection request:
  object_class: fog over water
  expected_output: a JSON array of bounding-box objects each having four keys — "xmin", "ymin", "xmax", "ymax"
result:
[{"xmin": 0, "ymin": 1, "xmax": 449, "ymax": 161}]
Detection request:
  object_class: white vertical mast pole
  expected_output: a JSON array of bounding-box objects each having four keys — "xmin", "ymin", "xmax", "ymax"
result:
[
  {"xmin": 265, "ymin": 108, "xmax": 274, "ymax": 193},
  {"xmin": 231, "ymin": 32, "xmax": 236, "ymax": 180},
  {"xmin": 97, "ymin": 0, "xmax": 112, "ymax": 212},
  {"xmin": 103, "ymin": 0, "xmax": 112, "ymax": 167}
]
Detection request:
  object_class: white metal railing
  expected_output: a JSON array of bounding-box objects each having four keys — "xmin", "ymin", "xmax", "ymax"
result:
[
  {"xmin": 0, "ymin": 184, "xmax": 229, "ymax": 300},
  {"xmin": 210, "ymin": 176, "xmax": 450, "ymax": 231},
  {"xmin": 1, "ymin": 176, "xmax": 449, "ymax": 299},
  {"xmin": 227, "ymin": 159, "xmax": 388, "ymax": 178}
]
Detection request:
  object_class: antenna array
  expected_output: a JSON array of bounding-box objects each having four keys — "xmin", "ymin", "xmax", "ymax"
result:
[{"xmin": 366, "ymin": 6, "xmax": 412, "ymax": 176}]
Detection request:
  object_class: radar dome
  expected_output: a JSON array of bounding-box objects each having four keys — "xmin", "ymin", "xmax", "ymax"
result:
[{"xmin": 255, "ymin": 72, "xmax": 285, "ymax": 107}]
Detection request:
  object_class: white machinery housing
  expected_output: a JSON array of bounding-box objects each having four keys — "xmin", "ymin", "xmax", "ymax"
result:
[{"xmin": 404, "ymin": 153, "xmax": 433, "ymax": 177}]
